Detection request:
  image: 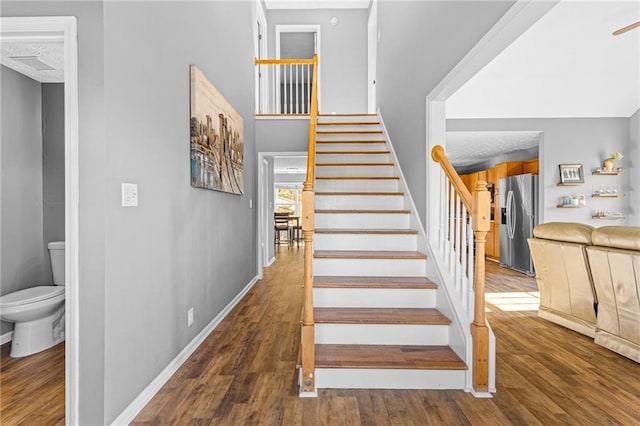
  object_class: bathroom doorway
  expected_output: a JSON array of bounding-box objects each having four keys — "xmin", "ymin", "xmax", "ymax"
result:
[{"xmin": 0, "ymin": 17, "xmax": 79, "ymax": 424}]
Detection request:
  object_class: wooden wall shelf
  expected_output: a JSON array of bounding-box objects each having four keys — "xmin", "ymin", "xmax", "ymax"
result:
[
  {"xmin": 592, "ymin": 215, "xmax": 625, "ymax": 220},
  {"xmin": 592, "ymin": 193, "xmax": 623, "ymax": 198},
  {"xmin": 592, "ymin": 170, "xmax": 623, "ymax": 175},
  {"xmin": 557, "ymin": 183, "xmax": 584, "ymax": 187},
  {"xmin": 557, "ymin": 204, "xmax": 584, "ymax": 208}
]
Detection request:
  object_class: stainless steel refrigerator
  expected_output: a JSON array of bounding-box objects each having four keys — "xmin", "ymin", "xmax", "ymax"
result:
[{"xmin": 499, "ymin": 174, "xmax": 538, "ymax": 275}]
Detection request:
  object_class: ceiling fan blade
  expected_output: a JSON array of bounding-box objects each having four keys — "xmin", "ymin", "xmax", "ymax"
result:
[{"xmin": 613, "ymin": 21, "xmax": 640, "ymax": 36}]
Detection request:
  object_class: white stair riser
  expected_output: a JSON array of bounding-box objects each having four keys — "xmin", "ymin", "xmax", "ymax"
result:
[
  {"xmin": 314, "ymin": 258, "xmax": 426, "ymax": 276},
  {"xmin": 314, "ymin": 368, "xmax": 466, "ymax": 390},
  {"xmin": 315, "ymin": 213, "xmax": 410, "ymax": 229},
  {"xmin": 316, "ymin": 133, "xmax": 384, "ymax": 141},
  {"xmin": 314, "ymin": 233, "xmax": 417, "ymax": 251},
  {"xmin": 316, "ymin": 165, "xmax": 394, "ymax": 177},
  {"xmin": 315, "ymin": 324, "xmax": 449, "ymax": 345},
  {"xmin": 315, "ymin": 195, "xmax": 403, "ymax": 210},
  {"xmin": 317, "ymin": 125, "xmax": 382, "ymax": 132},
  {"xmin": 315, "ymin": 153, "xmax": 390, "ymax": 163},
  {"xmin": 316, "ymin": 143, "xmax": 388, "ymax": 152},
  {"xmin": 313, "ymin": 288, "xmax": 435, "ymax": 308},
  {"xmin": 315, "ymin": 179, "xmax": 399, "ymax": 192},
  {"xmin": 317, "ymin": 115, "xmax": 379, "ymax": 124}
]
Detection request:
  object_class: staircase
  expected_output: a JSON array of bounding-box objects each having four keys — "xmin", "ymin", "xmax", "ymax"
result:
[{"xmin": 307, "ymin": 114, "xmax": 467, "ymax": 391}]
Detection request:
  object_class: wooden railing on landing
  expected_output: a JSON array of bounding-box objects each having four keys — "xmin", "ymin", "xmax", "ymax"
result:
[
  {"xmin": 254, "ymin": 57, "xmax": 317, "ymax": 115},
  {"xmin": 300, "ymin": 54, "xmax": 318, "ymax": 393},
  {"xmin": 431, "ymin": 145, "xmax": 491, "ymax": 393}
]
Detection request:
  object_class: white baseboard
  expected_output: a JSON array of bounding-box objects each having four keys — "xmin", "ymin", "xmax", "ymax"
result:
[
  {"xmin": 110, "ymin": 275, "xmax": 259, "ymax": 426},
  {"xmin": 267, "ymin": 256, "xmax": 276, "ymax": 267},
  {"xmin": 1, "ymin": 331, "xmax": 13, "ymax": 345}
]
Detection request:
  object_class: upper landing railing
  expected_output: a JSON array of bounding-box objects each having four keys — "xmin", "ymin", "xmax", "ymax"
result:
[
  {"xmin": 254, "ymin": 57, "xmax": 317, "ymax": 116},
  {"xmin": 431, "ymin": 145, "xmax": 491, "ymax": 394}
]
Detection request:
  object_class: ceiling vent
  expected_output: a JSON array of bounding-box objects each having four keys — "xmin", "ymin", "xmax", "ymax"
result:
[{"xmin": 9, "ymin": 55, "xmax": 56, "ymax": 71}]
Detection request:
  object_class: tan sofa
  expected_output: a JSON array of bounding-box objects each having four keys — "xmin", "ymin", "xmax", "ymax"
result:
[
  {"xmin": 528, "ymin": 223, "xmax": 640, "ymax": 363},
  {"xmin": 528, "ymin": 223, "xmax": 597, "ymax": 337},
  {"xmin": 586, "ymin": 226, "xmax": 640, "ymax": 363}
]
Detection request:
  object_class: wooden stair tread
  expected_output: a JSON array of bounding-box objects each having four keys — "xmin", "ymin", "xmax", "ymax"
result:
[
  {"xmin": 316, "ymin": 162, "xmax": 394, "ymax": 166},
  {"xmin": 318, "ymin": 113, "xmax": 377, "ymax": 117},
  {"xmin": 316, "ymin": 150, "xmax": 391, "ymax": 155},
  {"xmin": 315, "ymin": 209, "xmax": 410, "ymax": 214},
  {"xmin": 316, "ymin": 140, "xmax": 386, "ymax": 144},
  {"xmin": 314, "ymin": 228, "xmax": 417, "ymax": 234},
  {"xmin": 314, "ymin": 276, "xmax": 438, "ymax": 289},
  {"xmin": 317, "ymin": 122, "xmax": 380, "ymax": 126},
  {"xmin": 316, "ymin": 176, "xmax": 399, "ymax": 180},
  {"xmin": 314, "ymin": 308, "xmax": 450, "ymax": 325},
  {"xmin": 315, "ymin": 344, "xmax": 467, "ymax": 370},
  {"xmin": 314, "ymin": 250, "xmax": 427, "ymax": 260},
  {"xmin": 317, "ymin": 130, "xmax": 383, "ymax": 134},
  {"xmin": 315, "ymin": 192, "xmax": 404, "ymax": 196}
]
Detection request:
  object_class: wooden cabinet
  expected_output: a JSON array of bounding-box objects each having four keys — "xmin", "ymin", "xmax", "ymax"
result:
[
  {"xmin": 486, "ymin": 221, "xmax": 498, "ymax": 260},
  {"xmin": 522, "ymin": 158, "xmax": 539, "ymax": 175}
]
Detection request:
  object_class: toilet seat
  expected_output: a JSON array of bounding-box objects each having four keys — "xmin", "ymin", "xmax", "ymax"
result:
[{"xmin": 0, "ymin": 286, "xmax": 65, "ymax": 308}]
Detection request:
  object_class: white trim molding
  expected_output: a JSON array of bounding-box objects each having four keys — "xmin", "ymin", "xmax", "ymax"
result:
[
  {"xmin": 111, "ymin": 275, "xmax": 260, "ymax": 425},
  {"xmin": 1, "ymin": 16, "xmax": 80, "ymax": 424},
  {"xmin": 1, "ymin": 331, "xmax": 14, "ymax": 345}
]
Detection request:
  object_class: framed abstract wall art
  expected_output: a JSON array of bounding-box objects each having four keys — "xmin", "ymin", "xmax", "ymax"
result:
[{"xmin": 190, "ymin": 65, "xmax": 244, "ymax": 194}]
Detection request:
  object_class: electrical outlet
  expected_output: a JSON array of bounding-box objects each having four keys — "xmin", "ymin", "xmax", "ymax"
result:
[
  {"xmin": 187, "ymin": 307, "xmax": 194, "ymax": 327},
  {"xmin": 121, "ymin": 183, "xmax": 138, "ymax": 207}
]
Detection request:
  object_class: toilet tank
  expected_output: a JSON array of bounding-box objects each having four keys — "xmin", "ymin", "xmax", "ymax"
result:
[{"xmin": 48, "ymin": 241, "xmax": 65, "ymax": 286}]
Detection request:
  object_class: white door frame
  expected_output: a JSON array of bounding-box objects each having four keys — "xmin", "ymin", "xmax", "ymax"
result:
[
  {"xmin": 367, "ymin": 0, "xmax": 378, "ymax": 113},
  {"xmin": 275, "ymin": 24, "xmax": 322, "ymax": 112},
  {"xmin": 0, "ymin": 16, "xmax": 80, "ymax": 424},
  {"xmin": 257, "ymin": 152, "xmax": 306, "ymax": 276},
  {"xmin": 255, "ymin": 1, "xmax": 268, "ymax": 114}
]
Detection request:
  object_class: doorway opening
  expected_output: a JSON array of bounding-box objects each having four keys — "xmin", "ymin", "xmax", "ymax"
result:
[{"xmin": 0, "ymin": 16, "xmax": 79, "ymax": 424}]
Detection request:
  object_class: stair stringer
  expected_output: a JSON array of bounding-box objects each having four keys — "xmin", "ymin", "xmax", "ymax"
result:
[{"xmin": 377, "ymin": 113, "xmax": 472, "ymax": 390}]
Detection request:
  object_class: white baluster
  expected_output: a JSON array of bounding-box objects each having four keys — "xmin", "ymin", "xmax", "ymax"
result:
[
  {"xmin": 295, "ymin": 63, "xmax": 299, "ymax": 114},
  {"xmin": 448, "ymin": 183, "xmax": 455, "ymax": 277}
]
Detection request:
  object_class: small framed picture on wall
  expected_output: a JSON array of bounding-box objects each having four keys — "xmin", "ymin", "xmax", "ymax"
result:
[{"xmin": 559, "ymin": 164, "xmax": 584, "ymax": 184}]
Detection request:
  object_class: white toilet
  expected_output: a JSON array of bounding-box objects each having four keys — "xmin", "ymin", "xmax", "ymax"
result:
[{"xmin": 0, "ymin": 241, "xmax": 66, "ymax": 357}]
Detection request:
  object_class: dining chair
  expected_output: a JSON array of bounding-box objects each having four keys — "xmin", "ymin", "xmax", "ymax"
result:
[{"xmin": 274, "ymin": 212, "xmax": 291, "ymax": 246}]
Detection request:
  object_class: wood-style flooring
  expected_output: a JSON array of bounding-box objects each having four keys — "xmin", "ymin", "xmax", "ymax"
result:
[
  {"xmin": 2, "ymin": 249, "xmax": 640, "ymax": 425},
  {"xmin": 0, "ymin": 340, "xmax": 64, "ymax": 424}
]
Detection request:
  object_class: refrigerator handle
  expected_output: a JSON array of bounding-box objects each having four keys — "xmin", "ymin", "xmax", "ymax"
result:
[
  {"xmin": 510, "ymin": 190, "xmax": 517, "ymax": 240},
  {"xmin": 505, "ymin": 190, "xmax": 512, "ymax": 239}
]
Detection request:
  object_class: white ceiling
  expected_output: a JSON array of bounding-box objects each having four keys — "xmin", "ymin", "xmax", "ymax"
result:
[
  {"xmin": 446, "ymin": 131, "xmax": 541, "ymax": 168},
  {"xmin": 447, "ymin": 0, "xmax": 640, "ymax": 119},
  {"xmin": 265, "ymin": 0, "xmax": 369, "ymax": 9},
  {"xmin": 0, "ymin": 40, "xmax": 64, "ymax": 83},
  {"xmin": 273, "ymin": 156, "xmax": 308, "ymax": 174}
]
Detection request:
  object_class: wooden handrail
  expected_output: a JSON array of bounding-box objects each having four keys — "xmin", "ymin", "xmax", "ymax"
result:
[
  {"xmin": 431, "ymin": 144, "xmax": 491, "ymax": 394},
  {"xmin": 431, "ymin": 145, "xmax": 472, "ymax": 211},
  {"xmin": 301, "ymin": 54, "xmax": 319, "ymax": 394},
  {"xmin": 255, "ymin": 58, "xmax": 316, "ymax": 65}
]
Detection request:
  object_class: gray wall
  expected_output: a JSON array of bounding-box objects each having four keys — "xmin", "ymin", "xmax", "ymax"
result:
[
  {"xmin": 376, "ymin": 1, "xmax": 515, "ymax": 224},
  {"xmin": 256, "ymin": 118, "xmax": 308, "ymax": 152},
  {"xmin": 102, "ymin": 1, "xmax": 256, "ymax": 421},
  {"xmin": 267, "ymin": 9, "xmax": 368, "ymax": 113},
  {"xmin": 2, "ymin": 2, "xmax": 108, "ymax": 423},
  {"xmin": 42, "ymin": 83, "xmax": 65, "ymax": 284},
  {"xmin": 630, "ymin": 109, "xmax": 639, "ymax": 226},
  {"xmin": 448, "ymin": 118, "xmax": 632, "ymax": 226},
  {"xmin": 0, "ymin": 66, "xmax": 45, "ymax": 335},
  {"xmin": 3, "ymin": 1, "xmax": 258, "ymax": 423}
]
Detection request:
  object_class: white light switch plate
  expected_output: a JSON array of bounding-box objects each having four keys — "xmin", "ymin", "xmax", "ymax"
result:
[{"xmin": 122, "ymin": 183, "xmax": 138, "ymax": 207}]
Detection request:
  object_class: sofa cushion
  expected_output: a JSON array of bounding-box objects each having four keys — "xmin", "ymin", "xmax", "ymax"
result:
[
  {"xmin": 591, "ymin": 226, "xmax": 640, "ymax": 251},
  {"xmin": 533, "ymin": 222, "xmax": 594, "ymax": 245}
]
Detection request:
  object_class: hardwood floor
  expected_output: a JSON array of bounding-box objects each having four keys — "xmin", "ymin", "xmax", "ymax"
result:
[
  {"xmin": 0, "ymin": 340, "xmax": 65, "ymax": 424},
  {"xmin": 3, "ymin": 250, "xmax": 639, "ymax": 425}
]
